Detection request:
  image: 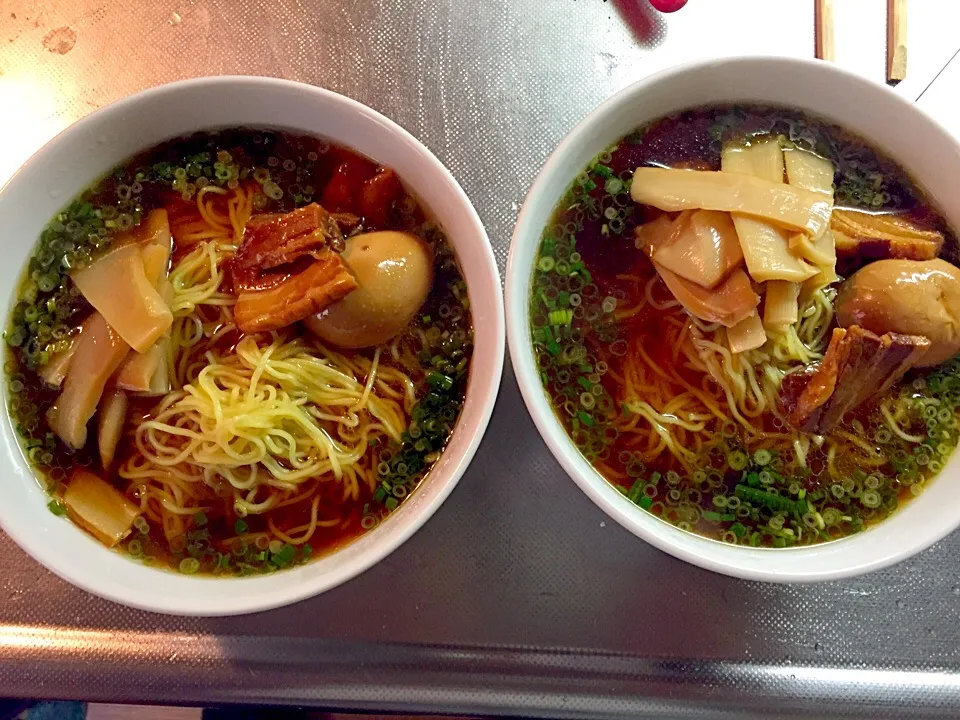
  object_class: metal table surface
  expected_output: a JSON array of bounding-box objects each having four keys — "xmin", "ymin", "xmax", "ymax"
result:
[{"xmin": 3, "ymin": 1, "xmax": 960, "ymax": 717}]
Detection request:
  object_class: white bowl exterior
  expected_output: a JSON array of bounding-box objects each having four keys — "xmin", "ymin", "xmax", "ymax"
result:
[
  {"xmin": 0, "ymin": 77, "xmax": 504, "ymax": 615},
  {"xmin": 507, "ymin": 57, "xmax": 960, "ymax": 582}
]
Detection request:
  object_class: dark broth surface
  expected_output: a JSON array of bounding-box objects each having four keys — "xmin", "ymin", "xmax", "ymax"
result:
[
  {"xmin": 7, "ymin": 128, "xmax": 472, "ymax": 575},
  {"xmin": 531, "ymin": 105, "xmax": 960, "ymax": 548}
]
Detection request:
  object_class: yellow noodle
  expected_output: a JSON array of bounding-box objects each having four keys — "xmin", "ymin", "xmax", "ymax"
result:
[
  {"xmin": 118, "ymin": 184, "xmax": 426, "ymax": 551},
  {"xmin": 610, "ymin": 273, "xmax": 840, "ymax": 473},
  {"xmin": 881, "ymin": 400, "xmax": 927, "ymax": 443}
]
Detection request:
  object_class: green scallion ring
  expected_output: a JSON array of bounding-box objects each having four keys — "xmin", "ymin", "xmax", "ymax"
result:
[
  {"xmin": 861, "ymin": 489, "xmax": 882, "ymax": 508},
  {"xmin": 604, "ymin": 178, "xmax": 623, "ymax": 195},
  {"xmin": 753, "ymin": 449, "xmax": 772, "ymax": 466},
  {"xmin": 727, "ymin": 450, "xmax": 748, "ymax": 471}
]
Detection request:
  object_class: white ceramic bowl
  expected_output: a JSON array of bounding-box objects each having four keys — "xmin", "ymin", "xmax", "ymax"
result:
[
  {"xmin": 507, "ymin": 56, "xmax": 960, "ymax": 582},
  {"xmin": 0, "ymin": 76, "xmax": 504, "ymax": 615}
]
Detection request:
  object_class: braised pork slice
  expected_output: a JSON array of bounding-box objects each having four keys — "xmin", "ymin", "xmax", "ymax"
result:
[
  {"xmin": 831, "ymin": 209, "xmax": 944, "ymax": 263},
  {"xmin": 233, "ymin": 203, "xmax": 346, "ymax": 292},
  {"xmin": 778, "ymin": 326, "xmax": 930, "ymax": 434},
  {"xmin": 234, "ymin": 249, "xmax": 357, "ymax": 333}
]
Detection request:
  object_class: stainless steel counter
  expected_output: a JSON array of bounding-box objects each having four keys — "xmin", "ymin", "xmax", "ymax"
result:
[{"xmin": 2, "ymin": 0, "xmax": 960, "ymax": 717}]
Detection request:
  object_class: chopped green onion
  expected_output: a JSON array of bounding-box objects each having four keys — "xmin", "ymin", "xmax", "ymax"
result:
[
  {"xmin": 862, "ymin": 489, "xmax": 882, "ymax": 508},
  {"xmin": 753, "ymin": 449, "xmax": 773, "ymax": 466},
  {"xmin": 426, "ymin": 371, "xmax": 454, "ymax": 391},
  {"xmin": 271, "ymin": 544, "xmax": 297, "ymax": 566},
  {"xmin": 47, "ymin": 499, "xmax": 67, "ymax": 517},
  {"xmin": 727, "ymin": 450, "xmax": 749, "ymax": 471},
  {"xmin": 734, "ymin": 484, "xmax": 798, "ymax": 513}
]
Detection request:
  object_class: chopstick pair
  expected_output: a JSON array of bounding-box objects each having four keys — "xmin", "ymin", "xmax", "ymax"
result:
[{"xmin": 815, "ymin": 0, "xmax": 907, "ymax": 83}]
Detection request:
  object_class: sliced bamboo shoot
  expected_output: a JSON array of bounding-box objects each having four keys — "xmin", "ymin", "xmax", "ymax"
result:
[
  {"xmin": 630, "ymin": 167, "xmax": 831, "ymax": 237},
  {"xmin": 764, "ymin": 280, "xmax": 801, "ymax": 331},
  {"xmin": 634, "ymin": 213, "xmax": 676, "ymax": 255},
  {"xmin": 140, "ymin": 243, "xmax": 171, "ymax": 288},
  {"xmin": 649, "ymin": 210, "xmax": 743, "ymax": 289},
  {"xmin": 723, "ymin": 139, "xmax": 785, "ymax": 184},
  {"xmin": 63, "ymin": 469, "xmax": 139, "ymax": 547},
  {"xmin": 38, "ymin": 336, "xmax": 79, "ymax": 388},
  {"xmin": 720, "ymin": 144, "xmax": 818, "ymax": 283},
  {"xmin": 98, "ymin": 389, "xmax": 127, "ymax": 472},
  {"xmin": 113, "ymin": 269, "xmax": 174, "ymax": 395},
  {"xmin": 115, "ymin": 343, "xmax": 170, "ymax": 394},
  {"xmin": 729, "ymin": 218, "xmax": 817, "ymax": 282},
  {"xmin": 727, "ymin": 312, "xmax": 767, "ymax": 353},
  {"xmin": 137, "ymin": 209, "xmax": 173, "ymax": 285},
  {"xmin": 800, "ymin": 264, "xmax": 840, "ymax": 306},
  {"xmin": 784, "ymin": 148, "xmax": 835, "ymax": 197},
  {"xmin": 784, "ymin": 148, "xmax": 837, "ymax": 268},
  {"xmin": 47, "ymin": 313, "xmax": 130, "ymax": 450},
  {"xmin": 789, "ymin": 229, "xmax": 836, "ymax": 267},
  {"xmin": 653, "ymin": 261, "xmax": 759, "ymax": 327},
  {"xmin": 70, "ymin": 243, "xmax": 172, "ymax": 353}
]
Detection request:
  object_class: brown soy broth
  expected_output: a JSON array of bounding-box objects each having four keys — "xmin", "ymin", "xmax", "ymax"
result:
[
  {"xmin": 5, "ymin": 349, "xmax": 96, "ymax": 492},
  {"xmin": 7, "ymin": 127, "xmax": 473, "ymax": 575},
  {"xmin": 533, "ymin": 104, "xmax": 960, "ymax": 547}
]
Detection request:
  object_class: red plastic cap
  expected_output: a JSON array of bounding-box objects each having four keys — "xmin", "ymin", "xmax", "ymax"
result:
[{"xmin": 648, "ymin": 0, "xmax": 688, "ymax": 12}]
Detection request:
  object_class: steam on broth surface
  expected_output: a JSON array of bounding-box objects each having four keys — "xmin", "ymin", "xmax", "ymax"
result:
[
  {"xmin": 6, "ymin": 129, "xmax": 472, "ymax": 575},
  {"xmin": 531, "ymin": 105, "xmax": 960, "ymax": 547}
]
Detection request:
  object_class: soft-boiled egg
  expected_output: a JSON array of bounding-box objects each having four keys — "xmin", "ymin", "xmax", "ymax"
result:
[
  {"xmin": 306, "ymin": 231, "xmax": 433, "ymax": 348},
  {"xmin": 837, "ymin": 258, "xmax": 960, "ymax": 367}
]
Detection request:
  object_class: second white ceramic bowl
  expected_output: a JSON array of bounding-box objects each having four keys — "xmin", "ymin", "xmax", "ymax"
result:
[
  {"xmin": 507, "ymin": 56, "xmax": 960, "ymax": 582},
  {"xmin": 0, "ymin": 76, "xmax": 505, "ymax": 615}
]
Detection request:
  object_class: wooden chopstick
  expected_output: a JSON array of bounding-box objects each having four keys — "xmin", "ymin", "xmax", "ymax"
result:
[
  {"xmin": 814, "ymin": 0, "xmax": 835, "ymax": 62},
  {"xmin": 887, "ymin": 0, "xmax": 907, "ymax": 82}
]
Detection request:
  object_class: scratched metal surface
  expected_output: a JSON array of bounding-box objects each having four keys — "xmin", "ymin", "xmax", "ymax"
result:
[{"xmin": 3, "ymin": 0, "xmax": 960, "ymax": 717}]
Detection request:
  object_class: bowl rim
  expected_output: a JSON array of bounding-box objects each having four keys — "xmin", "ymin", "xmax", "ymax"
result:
[
  {"xmin": 506, "ymin": 54, "xmax": 960, "ymax": 583},
  {"xmin": 0, "ymin": 75, "xmax": 505, "ymax": 614}
]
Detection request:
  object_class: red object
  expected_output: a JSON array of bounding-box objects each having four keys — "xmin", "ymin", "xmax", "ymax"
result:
[
  {"xmin": 320, "ymin": 156, "xmax": 376, "ymax": 213},
  {"xmin": 648, "ymin": 0, "xmax": 687, "ymax": 12},
  {"xmin": 358, "ymin": 168, "xmax": 403, "ymax": 229}
]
